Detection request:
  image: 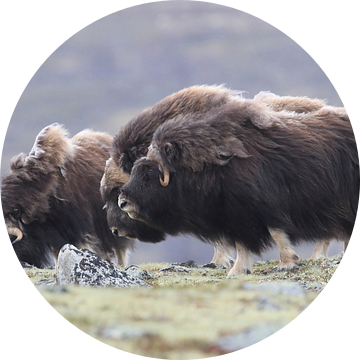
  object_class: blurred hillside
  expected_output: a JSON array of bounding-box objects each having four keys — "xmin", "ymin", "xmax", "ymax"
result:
[{"xmin": 1, "ymin": 2, "xmax": 344, "ymax": 265}]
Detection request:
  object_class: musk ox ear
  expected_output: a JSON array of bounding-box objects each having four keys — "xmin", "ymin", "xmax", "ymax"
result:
[
  {"xmin": 164, "ymin": 142, "xmax": 179, "ymax": 163},
  {"xmin": 214, "ymin": 138, "xmax": 250, "ymax": 166},
  {"xmin": 24, "ymin": 123, "xmax": 74, "ymax": 169},
  {"xmin": 118, "ymin": 152, "xmax": 136, "ymax": 175}
]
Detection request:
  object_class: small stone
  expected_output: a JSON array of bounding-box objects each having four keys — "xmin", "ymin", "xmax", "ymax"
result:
[
  {"xmin": 172, "ymin": 260, "xmax": 198, "ymax": 268},
  {"xmin": 159, "ymin": 266, "xmax": 191, "ymax": 273},
  {"xmin": 125, "ymin": 265, "xmax": 153, "ymax": 280},
  {"xmin": 202, "ymin": 263, "xmax": 227, "ymax": 269}
]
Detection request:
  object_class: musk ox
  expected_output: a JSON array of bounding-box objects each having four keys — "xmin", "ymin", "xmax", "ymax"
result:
[
  {"xmin": 101, "ymin": 85, "xmax": 241, "ymax": 267},
  {"xmin": 104, "ymin": 85, "xmax": 331, "ymax": 267},
  {"xmin": 1, "ymin": 124, "xmax": 133, "ymax": 268},
  {"xmin": 119, "ymin": 99, "xmax": 358, "ymax": 275}
]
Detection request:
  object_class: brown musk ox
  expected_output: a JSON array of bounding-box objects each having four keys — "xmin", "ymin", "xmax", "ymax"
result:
[
  {"xmin": 104, "ymin": 85, "xmax": 331, "ymax": 267},
  {"xmin": 101, "ymin": 85, "xmax": 242, "ymax": 267},
  {"xmin": 1, "ymin": 124, "xmax": 133, "ymax": 268},
  {"xmin": 119, "ymin": 99, "xmax": 359, "ymax": 275}
]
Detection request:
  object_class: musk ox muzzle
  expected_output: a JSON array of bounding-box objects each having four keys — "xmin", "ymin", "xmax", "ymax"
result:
[
  {"xmin": 147, "ymin": 146, "xmax": 170, "ymax": 187},
  {"xmin": 111, "ymin": 226, "xmax": 136, "ymax": 239},
  {"xmin": 8, "ymin": 226, "xmax": 23, "ymax": 245},
  {"xmin": 118, "ymin": 196, "xmax": 140, "ymax": 220}
]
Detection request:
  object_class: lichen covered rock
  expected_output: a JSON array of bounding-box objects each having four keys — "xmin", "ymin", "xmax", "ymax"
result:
[{"xmin": 56, "ymin": 244, "xmax": 151, "ymax": 288}]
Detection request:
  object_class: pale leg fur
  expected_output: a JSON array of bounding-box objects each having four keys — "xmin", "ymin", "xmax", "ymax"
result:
[
  {"xmin": 311, "ymin": 239, "xmax": 332, "ymax": 260},
  {"xmin": 105, "ymin": 249, "xmax": 119, "ymax": 266},
  {"xmin": 227, "ymin": 242, "xmax": 252, "ymax": 276},
  {"xmin": 211, "ymin": 243, "xmax": 234, "ymax": 268},
  {"xmin": 269, "ymin": 228, "xmax": 300, "ymax": 270},
  {"xmin": 115, "ymin": 247, "xmax": 130, "ymax": 268},
  {"xmin": 79, "ymin": 235, "xmax": 129, "ymax": 267}
]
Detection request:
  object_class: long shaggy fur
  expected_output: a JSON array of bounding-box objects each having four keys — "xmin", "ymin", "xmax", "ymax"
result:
[
  {"xmin": 1, "ymin": 123, "xmax": 133, "ymax": 267},
  {"xmin": 106, "ymin": 85, "xmax": 334, "ymax": 268},
  {"xmin": 102, "ymin": 85, "xmax": 240, "ymax": 244},
  {"xmin": 112, "ymin": 85, "xmax": 240, "ymax": 173},
  {"xmin": 120, "ymin": 100, "xmax": 358, "ymax": 268}
]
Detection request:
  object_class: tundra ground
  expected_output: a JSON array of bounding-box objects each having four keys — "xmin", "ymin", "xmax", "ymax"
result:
[{"xmin": 25, "ymin": 254, "xmax": 342, "ymax": 359}]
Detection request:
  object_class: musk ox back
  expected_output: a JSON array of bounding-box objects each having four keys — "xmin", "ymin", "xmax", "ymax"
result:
[
  {"xmin": 1, "ymin": 123, "xmax": 133, "ymax": 268},
  {"xmin": 119, "ymin": 100, "xmax": 358, "ymax": 275}
]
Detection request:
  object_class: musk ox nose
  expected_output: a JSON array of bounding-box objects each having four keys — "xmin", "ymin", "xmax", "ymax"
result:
[
  {"xmin": 119, "ymin": 199, "xmax": 128, "ymax": 210},
  {"xmin": 111, "ymin": 228, "xmax": 119, "ymax": 237}
]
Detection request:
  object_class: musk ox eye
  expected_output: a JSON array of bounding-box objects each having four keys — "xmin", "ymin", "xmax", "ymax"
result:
[{"xmin": 11, "ymin": 208, "xmax": 21, "ymax": 220}]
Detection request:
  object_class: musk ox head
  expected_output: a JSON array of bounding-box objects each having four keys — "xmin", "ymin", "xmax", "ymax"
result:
[
  {"xmin": 100, "ymin": 158, "xmax": 165, "ymax": 243},
  {"xmin": 2, "ymin": 124, "xmax": 135, "ymax": 267},
  {"xmin": 119, "ymin": 157, "xmax": 178, "ymax": 227},
  {"xmin": 1, "ymin": 123, "xmax": 74, "ymax": 265},
  {"xmin": 145, "ymin": 106, "xmax": 265, "ymax": 187},
  {"xmin": 2, "ymin": 124, "xmax": 73, "ymax": 234}
]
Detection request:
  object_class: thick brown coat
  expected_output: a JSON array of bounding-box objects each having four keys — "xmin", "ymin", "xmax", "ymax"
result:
[
  {"xmin": 2, "ymin": 124, "xmax": 133, "ymax": 267},
  {"xmin": 120, "ymin": 101, "xmax": 358, "ymax": 274}
]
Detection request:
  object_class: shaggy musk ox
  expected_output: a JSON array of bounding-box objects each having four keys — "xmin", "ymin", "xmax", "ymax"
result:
[
  {"xmin": 1, "ymin": 124, "xmax": 133, "ymax": 268},
  {"xmin": 101, "ymin": 85, "xmax": 242, "ymax": 267},
  {"xmin": 102, "ymin": 84, "xmax": 327, "ymax": 267},
  {"xmin": 119, "ymin": 99, "xmax": 359, "ymax": 275}
]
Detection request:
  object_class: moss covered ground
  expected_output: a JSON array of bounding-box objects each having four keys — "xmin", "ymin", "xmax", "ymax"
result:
[{"xmin": 25, "ymin": 254, "xmax": 342, "ymax": 360}]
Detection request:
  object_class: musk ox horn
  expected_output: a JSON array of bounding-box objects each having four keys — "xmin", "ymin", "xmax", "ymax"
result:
[
  {"xmin": 8, "ymin": 226, "xmax": 23, "ymax": 245},
  {"xmin": 147, "ymin": 146, "xmax": 170, "ymax": 187},
  {"xmin": 159, "ymin": 166, "xmax": 170, "ymax": 187}
]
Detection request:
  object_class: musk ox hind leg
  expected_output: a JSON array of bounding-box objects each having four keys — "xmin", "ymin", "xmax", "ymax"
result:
[
  {"xmin": 269, "ymin": 228, "xmax": 300, "ymax": 271},
  {"xmin": 227, "ymin": 243, "xmax": 253, "ymax": 276},
  {"xmin": 311, "ymin": 239, "xmax": 332, "ymax": 260}
]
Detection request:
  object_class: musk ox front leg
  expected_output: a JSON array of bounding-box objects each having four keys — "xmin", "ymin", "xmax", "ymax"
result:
[
  {"xmin": 211, "ymin": 241, "xmax": 235, "ymax": 268},
  {"xmin": 269, "ymin": 228, "xmax": 300, "ymax": 271},
  {"xmin": 227, "ymin": 243, "xmax": 252, "ymax": 275}
]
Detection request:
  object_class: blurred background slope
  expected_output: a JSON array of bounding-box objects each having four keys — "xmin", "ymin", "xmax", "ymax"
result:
[{"xmin": 1, "ymin": 1, "xmax": 344, "ymax": 264}]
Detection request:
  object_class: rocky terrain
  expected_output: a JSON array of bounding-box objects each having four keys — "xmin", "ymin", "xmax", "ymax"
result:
[{"xmin": 23, "ymin": 246, "xmax": 343, "ymax": 360}]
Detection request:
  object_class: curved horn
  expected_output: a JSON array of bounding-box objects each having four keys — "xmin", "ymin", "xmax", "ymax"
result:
[
  {"xmin": 8, "ymin": 227, "xmax": 23, "ymax": 245},
  {"xmin": 159, "ymin": 166, "xmax": 170, "ymax": 187},
  {"xmin": 147, "ymin": 147, "xmax": 170, "ymax": 187}
]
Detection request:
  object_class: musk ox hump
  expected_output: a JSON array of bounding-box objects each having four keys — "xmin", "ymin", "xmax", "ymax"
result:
[
  {"xmin": 72, "ymin": 129, "xmax": 113, "ymax": 153},
  {"xmin": 254, "ymin": 91, "xmax": 326, "ymax": 113},
  {"xmin": 24, "ymin": 123, "xmax": 74, "ymax": 168}
]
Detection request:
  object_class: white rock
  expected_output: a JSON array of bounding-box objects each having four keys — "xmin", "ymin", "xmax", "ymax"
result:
[{"xmin": 56, "ymin": 244, "xmax": 151, "ymax": 288}]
